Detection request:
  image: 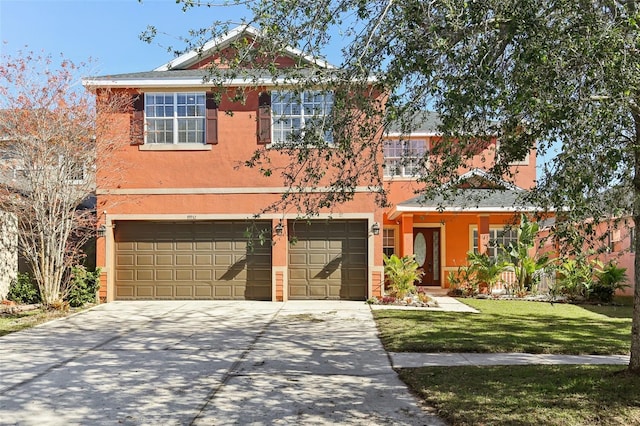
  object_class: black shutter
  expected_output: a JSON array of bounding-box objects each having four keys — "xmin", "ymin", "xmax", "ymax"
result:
[
  {"xmin": 130, "ymin": 94, "xmax": 144, "ymax": 146},
  {"xmin": 205, "ymin": 92, "xmax": 218, "ymax": 145},
  {"xmin": 258, "ymin": 91, "xmax": 271, "ymax": 144}
]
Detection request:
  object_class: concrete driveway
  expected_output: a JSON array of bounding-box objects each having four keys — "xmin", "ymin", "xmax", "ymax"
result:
[{"xmin": 0, "ymin": 301, "xmax": 444, "ymax": 425}]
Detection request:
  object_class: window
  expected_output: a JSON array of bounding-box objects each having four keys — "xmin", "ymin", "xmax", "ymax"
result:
[
  {"xmin": 631, "ymin": 228, "xmax": 635, "ymax": 253},
  {"xmin": 383, "ymin": 139, "xmax": 427, "ymax": 177},
  {"xmin": 145, "ymin": 93, "xmax": 206, "ymax": 144},
  {"xmin": 383, "ymin": 228, "xmax": 396, "ymax": 257},
  {"xmin": 271, "ymin": 91, "xmax": 333, "ymax": 144},
  {"xmin": 472, "ymin": 227, "xmax": 518, "ymax": 259}
]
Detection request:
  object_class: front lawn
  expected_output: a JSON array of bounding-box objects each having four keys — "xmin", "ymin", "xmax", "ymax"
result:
[
  {"xmin": 374, "ymin": 299, "xmax": 631, "ymax": 354},
  {"xmin": 400, "ymin": 364, "xmax": 640, "ymax": 426}
]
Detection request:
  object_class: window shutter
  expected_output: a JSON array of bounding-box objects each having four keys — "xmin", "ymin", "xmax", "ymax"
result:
[
  {"xmin": 130, "ymin": 94, "xmax": 144, "ymax": 146},
  {"xmin": 257, "ymin": 92, "xmax": 271, "ymax": 144},
  {"xmin": 205, "ymin": 92, "xmax": 218, "ymax": 145}
]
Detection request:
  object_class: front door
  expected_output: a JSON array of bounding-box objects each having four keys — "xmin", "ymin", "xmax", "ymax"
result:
[{"xmin": 413, "ymin": 228, "xmax": 441, "ymax": 286}]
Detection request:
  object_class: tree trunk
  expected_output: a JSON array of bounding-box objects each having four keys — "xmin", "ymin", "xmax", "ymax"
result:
[{"xmin": 629, "ymin": 111, "xmax": 640, "ymax": 373}]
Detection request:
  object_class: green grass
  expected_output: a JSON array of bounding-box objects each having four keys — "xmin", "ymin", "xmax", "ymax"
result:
[
  {"xmin": 374, "ymin": 299, "xmax": 631, "ymax": 354},
  {"xmin": 0, "ymin": 308, "xmax": 74, "ymax": 336},
  {"xmin": 399, "ymin": 365, "xmax": 640, "ymax": 426}
]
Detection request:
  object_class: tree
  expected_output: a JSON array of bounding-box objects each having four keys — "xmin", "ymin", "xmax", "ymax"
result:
[
  {"xmin": 147, "ymin": 1, "xmax": 640, "ymax": 372},
  {"xmin": 0, "ymin": 50, "xmax": 130, "ymax": 306}
]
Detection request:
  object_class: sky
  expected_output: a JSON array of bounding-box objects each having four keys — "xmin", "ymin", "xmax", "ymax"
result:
[{"xmin": 0, "ymin": 0, "xmax": 259, "ymax": 76}]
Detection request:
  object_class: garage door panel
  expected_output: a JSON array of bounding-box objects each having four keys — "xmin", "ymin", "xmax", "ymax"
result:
[
  {"xmin": 115, "ymin": 221, "xmax": 272, "ymax": 300},
  {"xmin": 136, "ymin": 286, "xmax": 155, "ymax": 298},
  {"xmin": 156, "ymin": 255, "xmax": 173, "ymax": 266},
  {"xmin": 288, "ymin": 220, "xmax": 367, "ymax": 300},
  {"xmin": 136, "ymin": 270, "xmax": 154, "ymax": 281},
  {"xmin": 116, "ymin": 255, "xmax": 134, "ymax": 266}
]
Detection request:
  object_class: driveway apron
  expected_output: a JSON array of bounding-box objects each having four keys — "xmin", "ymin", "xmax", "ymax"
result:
[{"xmin": 0, "ymin": 301, "xmax": 443, "ymax": 426}]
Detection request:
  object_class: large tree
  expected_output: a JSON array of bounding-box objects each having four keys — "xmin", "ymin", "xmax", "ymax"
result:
[
  {"xmin": 0, "ymin": 51, "xmax": 129, "ymax": 306},
  {"xmin": 147, "ymin": 1, "xmax": 640, "ymax": 371}
]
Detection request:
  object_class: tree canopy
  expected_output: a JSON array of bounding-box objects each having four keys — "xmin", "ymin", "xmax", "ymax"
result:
[{"xmin": 146, "ymin": 0, "xmax": 640, "ymax": 371}]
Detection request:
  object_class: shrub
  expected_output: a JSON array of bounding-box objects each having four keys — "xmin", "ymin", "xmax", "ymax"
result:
[
  {"xmin": 383, "ymin": 254, "xmax": 424, "ymax": 298},
  {"xmin": 7, "ymin": 273, "xmax": 41, "ymax": 304},
  {"xmin": 65, "ymin": 266, "xmax": 100, "ymax": 307},
  {"xmin": 554, "ymin": 257, "xmax": 595, "ymax": 300},
  {"xmin": 590, "ymin": 261, "xmax": 628, "ymax": 303}
]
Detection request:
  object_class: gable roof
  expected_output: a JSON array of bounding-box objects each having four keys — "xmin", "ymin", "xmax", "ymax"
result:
[
  {"xmin": 83, "ymin": 25, "xmax": 337, "ymax": 89},
  {"xmin": 154, "ymin": 25, "xmax": 334, "ymax": 71}
]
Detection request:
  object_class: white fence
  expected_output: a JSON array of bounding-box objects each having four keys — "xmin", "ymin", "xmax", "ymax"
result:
[{"xmin": 492, "ymin": 268, "xmax": 555, "ymax": 294}]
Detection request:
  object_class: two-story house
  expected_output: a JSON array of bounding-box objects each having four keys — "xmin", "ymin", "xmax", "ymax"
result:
[{"xmin": 83, "ymin": 25, "xmax": 539, "ymax": 302}]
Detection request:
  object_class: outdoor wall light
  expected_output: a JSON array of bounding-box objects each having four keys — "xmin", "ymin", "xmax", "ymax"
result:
[
  {"xmin": 97, "ymin": 224, "xmax": 107, "ymax": 238},
  {"xmin": 274, "ymin": 221, "xmax": 284, "ymax": 236},
  {"xmin": 371, "ymin": 222, "xmax": 380, "ymax": 235}
]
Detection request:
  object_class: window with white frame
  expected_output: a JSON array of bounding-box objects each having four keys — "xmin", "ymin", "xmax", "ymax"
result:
[
  {"xmin": 383, "ymin": 139, "xmax": 427, "ymax": 177},
  {"xmin": 472, "ymin": 227, "xmax": 519, "ymax": 259},
  {"xmin": 383, "ymin": 228, "xmax": 396, "ymax": 257},
  {"xmin": 145, "ymin": 93, "xmax": 206, "ymax": 144},
  {"xmin": 271, "ymin": 91, "xmax": 333, "ymax": 144}
]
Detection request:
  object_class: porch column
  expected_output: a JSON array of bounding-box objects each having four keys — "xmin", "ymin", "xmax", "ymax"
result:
[
  {"xmin": 400, "ymin": 214, "xmax": 414, "ymax": 257},
  {"xmin": 478, "ymin": 215, "xmax": 490, "ymax": 255},
  {"xmin": 271, "ymin": 218, "xmax": 287, "ymax": 302}
]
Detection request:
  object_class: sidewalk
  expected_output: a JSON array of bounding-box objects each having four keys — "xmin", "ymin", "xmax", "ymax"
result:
[{"xmin": 390, "ymin": 352, "xmax": 630, "ymax": 368}]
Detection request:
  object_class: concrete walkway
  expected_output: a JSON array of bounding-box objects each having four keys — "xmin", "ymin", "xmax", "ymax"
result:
[
  {"xmin": 391, "ymin": 352, "xmax": 630, "ymax": 368},
  {"xmin": 370, "ymin": 296, "xmax": 479, "ymax": 313}
]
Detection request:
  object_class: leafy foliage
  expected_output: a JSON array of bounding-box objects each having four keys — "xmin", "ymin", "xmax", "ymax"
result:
[
  {"xmin": 591, "ymin": 261, "xmax": 629, "ymax": 303},
  {"xmin": 65, "ymin": 266, "xmax": 100, "ymax": 308},
  {"xmin": 7, "ymin": 273, "xmax": 40, "ymax": 305},
  {"xmin": 383, "ymin": 253, "xmax": 424, "ymax": 298},
  {"xmin": 148, "ymin": 0, "xmax": 640, "ymax": 369},
  {"xmin": 466, "ymin": 251, "xmax": 507, "ymax": 293},
  {"xmin": 503, "ymin": 214, "xmax": 551, "ymax": 293}
]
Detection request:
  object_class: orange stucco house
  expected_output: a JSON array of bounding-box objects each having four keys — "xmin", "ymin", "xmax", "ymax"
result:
[{"xmin": 83, "ymin": 25, "xmax": 539, "ymax": 302}]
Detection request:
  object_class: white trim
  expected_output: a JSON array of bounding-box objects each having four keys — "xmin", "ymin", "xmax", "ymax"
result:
[
  {"xmin": 96, "ymin": 186, "xmax": 382, "ymax": 195},
  {"xmin": 154, "ymin": 25, "xmax": 335, "ymax": 72},
  {"xmin": 393, "ymin": 205, "xmax": 539, "ymax": 213},
  {"xmin": 385, "ymin": 131, "xmax": 439, "ymax": 137},
  {"xmin": 82, "ymin": 75, "xmax": 377, "ymax": 89},
  {"xmin": 139, "ymin": 144, "xmax": 212, "ymax": 151}
]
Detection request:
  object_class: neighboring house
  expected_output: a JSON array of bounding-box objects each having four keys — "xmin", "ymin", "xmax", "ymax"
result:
[{"xmin": 82, "ymin": 25, "xmax": 539, "ymax": 302}]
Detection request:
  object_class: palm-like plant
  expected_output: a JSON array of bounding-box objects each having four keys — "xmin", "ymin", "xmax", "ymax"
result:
[
  {"xmin": 466, "ymin": 251, "xmax": 507, "ymax": 293},
  {"xmin": 504, "ymin": 214, "xmax": 549, "ymax": 293},
  {"xmin": 383, "ymin": 254, "xmax": 424, "ymax": 298}
]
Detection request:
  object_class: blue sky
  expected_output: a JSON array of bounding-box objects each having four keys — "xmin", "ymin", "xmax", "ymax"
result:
[{"xmin": 0, "ymin": 0, "xmax": 256, "ymax": 75}]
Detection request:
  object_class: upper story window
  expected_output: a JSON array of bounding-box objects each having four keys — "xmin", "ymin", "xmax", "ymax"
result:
[
  {"xmin": 383, "ymin": 139, "xmax": 427, "ymax": 177},
  {"xmin": 271, "ymin": 91, "xmax": 333, "ymax": 144},
  {"xmin": 145, "ymin": 93, "xmax": 206, "ymax": 144}
]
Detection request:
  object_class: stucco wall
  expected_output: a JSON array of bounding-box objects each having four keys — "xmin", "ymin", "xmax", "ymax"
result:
[{"xmin": 0, "ymin": 211, "xmax": 18, "ymax": 300}]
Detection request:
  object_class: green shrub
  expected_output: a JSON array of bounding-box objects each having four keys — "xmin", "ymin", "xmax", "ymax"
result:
[
  {"xmin": 7, "ymin": 273, "xmax": 41, "ymax": 304},
  {"xmin": 383, "ymin": 254, "xmax": 424, "ymax": 298},
  {"xmin": 554, "ymin": 257, "xmax": 594, "ymax": 299},
  {"xmin": 590, "ymin": 261, "xmax": 628, "ymax": 303},
  {"xmin": 66, "ymin": 266, "xmax": 100, "ymax": 307}
]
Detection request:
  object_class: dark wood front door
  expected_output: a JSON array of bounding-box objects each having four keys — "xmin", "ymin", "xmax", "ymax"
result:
[{"xmin": 413, "ymin": 228, "xmax": 441, "ymax": 286}]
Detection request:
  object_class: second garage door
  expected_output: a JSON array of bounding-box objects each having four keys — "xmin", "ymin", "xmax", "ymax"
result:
[
  {"xmin": 114, "ymin": 221, "xmax": 272, "ymax": 300},
  {"xmin": 288, "ymin": 219, "xmax": 368, "ymax": 300}
]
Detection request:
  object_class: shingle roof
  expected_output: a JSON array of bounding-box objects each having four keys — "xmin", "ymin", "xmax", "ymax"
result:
[
  {"xmin": 386, "ymin": 111, "xmax": 441, "ymax": 135},
  {"xmin": 397, "ymin": 188, "xmax": 536, "ymax": 211}
]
